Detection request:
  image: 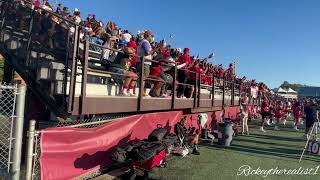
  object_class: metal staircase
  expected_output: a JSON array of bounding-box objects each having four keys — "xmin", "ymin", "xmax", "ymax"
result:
[{"xmin": 0, "ymin": 0, "xmax": 72, "ymax": 118}]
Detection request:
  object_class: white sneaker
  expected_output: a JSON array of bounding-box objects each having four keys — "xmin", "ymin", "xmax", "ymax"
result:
[
  {"xmin": 160, "ymin": 94, "xmax": 169, "ymax": 98},
  {"xmin": 128, "ymin": 93, "xmax": 136, "ymax": 97},
  {"xmin": 260, "ymin": 127, "xmax": 266, "ymax": 132},
  {"xmin": 294, "ymin": 126, "xmax": 299, "ymax": 131},
  {"xmin": 265, "ymin": 119, "xmax": 271, "ymax": 126},
  {"xmin": 120, "ymin": 91, "xmax": 128, "ymax": 96},
  {"xmin": 274, "ymin": 126, "xmax": 280, "ymax": 131},
  {"xmin": 283, "ymin": 120, "xmax": 287, "ymax": 126},
  {"xmin": 300, "ymin": 121, "xmax": 304, "ymax": 125}
]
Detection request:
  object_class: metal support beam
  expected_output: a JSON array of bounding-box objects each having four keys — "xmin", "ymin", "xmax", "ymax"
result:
[
  {"xmin": 197, "ymin": 74, "xmax": 201, "ymax": 107},
  {"xmin": 137, "ymin": 58, "xmax": 145, "ymax": 111},
  {"xmin": 10, "ymin": 84, "xmax": 26, "ymax": 180},
  {"xmin": 79, "ymin": 39, "xmax": 89, "ymax": 114},
  {"xmin": 211, "ymin": 76, "xmax": 215, "ymax": 107},
  {"xmin": 25, "ymin": 120, "xmax": 36, "ymax": 180},
  {"xmin": 222, "ymin": 79, "xmax": 225, "ymax": 106},
  {"xmin": 171, "ymin": 63, "xmax": 177, "ymax": 109},
  {"xmin": 194, "ymin": 73, "xmax": 198, "ymax": 108}
]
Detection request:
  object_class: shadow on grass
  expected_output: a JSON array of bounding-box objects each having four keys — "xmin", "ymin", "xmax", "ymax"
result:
[
  {"xmin": 234, "ymin": 138, "xmax": 304, "ymax": 149},
  {"xmin": 201, "ymin": 143, "xmax": 320, "ymax": 163},
  {"xmin": 248, "ymin": 133, "xmax": 303, "ymax": 142}
]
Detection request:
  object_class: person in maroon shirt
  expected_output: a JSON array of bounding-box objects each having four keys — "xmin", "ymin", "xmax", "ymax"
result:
[
  {"xmin": 225, "ymin": 63, "xmax": 234, "ymax": 81},
  {"xmin": 177, "ymin": 48, "xmax": 192, "ymax": 98},
  {"xmin": 149, "ymin": 61, "xmax": 164, "ymax": 97},
  {"xmin": 260, "ymin": 97, "xmax": 272, "ymax": 132},
  {"xmin": 293, "ymin": 101, "xmax": 303, "ymax": 131}
]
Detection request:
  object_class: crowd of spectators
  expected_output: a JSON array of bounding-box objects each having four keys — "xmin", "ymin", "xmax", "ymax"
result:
[{"xmin": 14, "ymin": 0, "xmax": 271, "ymax": 99}]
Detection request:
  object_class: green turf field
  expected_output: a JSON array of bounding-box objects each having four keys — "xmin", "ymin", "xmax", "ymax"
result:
[{"xmin": 150, "ymin": 120, "xmax": 320, "ymax": 180}]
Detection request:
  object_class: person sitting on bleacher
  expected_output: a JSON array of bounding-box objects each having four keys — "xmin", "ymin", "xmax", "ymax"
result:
[
  {"xmin": 110, "ymin": 43, "xmax": 138, "ymax": 96},
  {"xmin": 101, "ymin": 35, "xmax": 119, "ymax": 68},
  {"xmin": 174, "ymin": 116, "xmax": 200, "ymax": 155},
  {"xmin": 149, "ymin": 58, "xmax": 165, "ymax": 97}
]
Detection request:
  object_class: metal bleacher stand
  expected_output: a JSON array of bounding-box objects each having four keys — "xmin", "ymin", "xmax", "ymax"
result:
[{"xmin": 0, "ymin": 0, "xmax": 240, "ymax": 119}]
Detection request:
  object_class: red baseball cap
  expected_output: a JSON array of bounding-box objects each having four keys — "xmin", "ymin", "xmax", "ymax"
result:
[{"xmin": 184, "ymin": 48, "xmax": 190, "ymax": 52}]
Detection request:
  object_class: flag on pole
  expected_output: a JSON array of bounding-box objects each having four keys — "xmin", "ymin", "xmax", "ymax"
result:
[{"xmin": 208, "ymin": 52, "xmax": 215, "ymax": 59}]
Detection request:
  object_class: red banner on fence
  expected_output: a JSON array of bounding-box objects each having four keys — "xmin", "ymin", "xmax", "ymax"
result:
[{"xmin": 40, "ymin": 107, "xmax": 239, "ymax": 180}]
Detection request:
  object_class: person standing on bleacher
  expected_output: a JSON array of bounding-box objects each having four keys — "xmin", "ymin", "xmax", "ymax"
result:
[{"xmin": 138, "ymin": 31, "xmax": 154, "ymax": 97}]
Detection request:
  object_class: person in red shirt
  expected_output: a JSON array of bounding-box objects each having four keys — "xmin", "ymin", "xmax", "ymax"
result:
[
  {"xmin": 161, "ymin": 47, "xmax": 171, "ymax": 60},
  {"xmin": 225, "ymin": 63, "xmax": 234, "ymax": 81},
  {"xmin": 274, "ymin": 101, "xmax": 284, "ymax": 131},
  {"xmin": 127, "ymin": 40, "xmax": 138, "ymax": 67},
  {"xmin": 260, "ymin": 97, "xmax": 272, "ymax": 132},
  {"xmin": 186, "ymin": 60, "xmax": 201, "ymax": 98},
  {"xmin": 177, "ymin": 48, "xmax": 192, "ymax": 98},
  {"xmin": 149, "ymin": 61, "xmax": 164, "ymax": 97},
  {"xmin": 218, "ymin": 65, "xmax": 224, "ymax": 86},
  {"xmin": 34, "ymin": 0, "xmax": 41, "ymax": 7},
  {"xmin": 293, "ymin": 101, "xmax": 303, "ymax": 131}
]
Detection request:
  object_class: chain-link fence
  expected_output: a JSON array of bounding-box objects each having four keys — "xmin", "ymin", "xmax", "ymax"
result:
[
  {"xmin": 30, "ymin": 131, "xmax": 40, "ymax": 180},
  {"xmin": 0, "ymin": 83, "xmax": 17, "ymax": 179},
  {"xmin": 56, "ymin": 113, "xmax": 129, "ymax": 128}
]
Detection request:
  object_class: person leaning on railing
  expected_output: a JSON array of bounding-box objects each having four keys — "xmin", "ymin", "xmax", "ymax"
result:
[
  {"xmin": 109, "ymin": 43, "xmax": 138, "ymax": 96},
  {"xmin": 149, "ymin": 42, "xmax": 174, "ymax": 98}
]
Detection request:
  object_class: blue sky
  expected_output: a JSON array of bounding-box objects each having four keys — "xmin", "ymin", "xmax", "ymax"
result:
[{"xmin": 56, "ymin": 0, "xmax": 320, "ymax": 88}]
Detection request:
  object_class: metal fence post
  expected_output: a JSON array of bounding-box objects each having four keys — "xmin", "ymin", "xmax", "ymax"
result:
[
  {"xmin": 222, "ymin": 79, "xmax": 225, "ymax": 106},
  {"xmin": 26, "ymin": 120, "xmax": 36, "ymax": 180},
  {"xmin": 10, "ymin": 84, "xmax": 26, "ymax": 180}
]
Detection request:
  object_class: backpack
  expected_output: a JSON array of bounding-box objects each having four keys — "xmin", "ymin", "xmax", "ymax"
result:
[
  {"xmin": 130, "ymin": 142, "xmax": 165, "ymax": 161},
  {"xmin": 110, "ymin": 147, "xmax": 127, "ymax": 164},
  {"xmin": 148, "ymin": 124, "xmax": 169, "ymax": 142}
]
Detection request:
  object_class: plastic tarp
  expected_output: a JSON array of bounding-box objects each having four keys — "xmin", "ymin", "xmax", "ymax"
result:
[{"xmin": 40, "ymin": 107, "xmax": 239, "ymax": 180}]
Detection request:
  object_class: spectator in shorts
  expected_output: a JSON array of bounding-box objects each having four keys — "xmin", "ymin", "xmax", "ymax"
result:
[
  {"xmin": 304, "ymin": 100, "xmax": 319, "ymax": 140},
  {"xmin": 110, "ymin": 45, "xmax": 138, "ymax": 96},
  {"xmin": 138, "ymin": 31, "xmax": 154, "ymax": 96},
  {"xmin": 260, "ymin": 97, "xmax": 271, "ymax": 132},
  {"xmin": 240, "ymin": 95, "xmax": 249, "ymax": 135}
]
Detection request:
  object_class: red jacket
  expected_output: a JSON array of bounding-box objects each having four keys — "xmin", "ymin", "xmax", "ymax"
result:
[
  {"xmin": 188, "ymin": 65, "xmax": 201, "ymax": 80},
  {"xmin": 150, "ymin": 65, "xmax": 163, "ymax": 77},
  {"xmin": 161, "ymin": 48, "xmax": 170, "ymax": 60},
  {"xmin": 261, "ymin": 101, "xmax": 269, "ymax": 113},
  {"xmin": 178, "ymin": 54, "xmax": 191, "ymax": 68}
]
